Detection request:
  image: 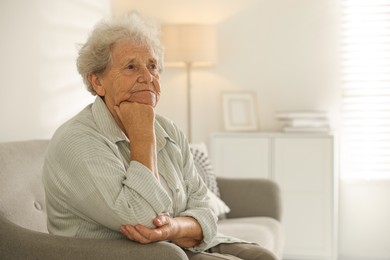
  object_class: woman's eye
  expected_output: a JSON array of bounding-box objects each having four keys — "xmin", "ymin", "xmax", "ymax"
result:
[
  {"xmin": 127, "ymin": 64, "xmax": 136, "ymax": 70},
  {"xmin": 149, "ymin": 63, "xmax": 157, "ymax": 70}
]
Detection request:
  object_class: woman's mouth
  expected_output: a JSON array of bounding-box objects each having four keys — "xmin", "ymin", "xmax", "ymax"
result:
[{"xmin": 128, "ymin": 90, "xmax": 159, "ymax": 107}]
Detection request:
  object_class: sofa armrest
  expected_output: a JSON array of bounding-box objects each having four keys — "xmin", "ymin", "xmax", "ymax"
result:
[
  {"xmin": 217, "ymin": 177, "xmax": 282, "ymax": 221},
  {"xmin": 0, "ymin": 215, "xmax": 187, "ymax": 260}
]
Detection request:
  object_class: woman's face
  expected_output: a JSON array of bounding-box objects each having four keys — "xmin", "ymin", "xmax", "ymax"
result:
[{"xmin": 93, "ymin": 39, "xmax": 161, "ymax": 111}]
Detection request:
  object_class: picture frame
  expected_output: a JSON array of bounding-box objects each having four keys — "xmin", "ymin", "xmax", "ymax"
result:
[{"xmin": 222, "ymin": 91, "xmax": 259, "ymax": 131}]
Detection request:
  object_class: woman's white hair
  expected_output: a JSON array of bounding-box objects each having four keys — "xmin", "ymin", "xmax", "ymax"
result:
[{"xmin": 76, "ymin": 11, "xmax": 164, "ymax": 95}]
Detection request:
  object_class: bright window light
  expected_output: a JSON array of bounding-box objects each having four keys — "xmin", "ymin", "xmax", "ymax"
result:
[{"xmin": 341, "ymin": 0, "xmax": 390, "ymax": 180}]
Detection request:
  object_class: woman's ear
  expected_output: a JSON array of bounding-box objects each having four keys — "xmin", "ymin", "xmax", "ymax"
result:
[{"xmin": 88, "ymin": 73, "xmax": 105, "ymax": 96}]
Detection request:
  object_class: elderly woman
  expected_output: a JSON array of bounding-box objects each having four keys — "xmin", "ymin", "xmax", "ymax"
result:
[{"xmin": 42, "ymin": 12, "xmax": 275, "ymax": 260}]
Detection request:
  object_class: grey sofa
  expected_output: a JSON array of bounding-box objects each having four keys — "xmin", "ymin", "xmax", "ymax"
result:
[{"xmin": 0, "ymin": 140, "xmax": 284, "ymax": 260}]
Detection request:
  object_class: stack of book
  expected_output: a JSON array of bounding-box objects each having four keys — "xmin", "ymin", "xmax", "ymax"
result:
[{"xmin": 276, "ymin": 111, "xmax": 330, "ymax": 133}]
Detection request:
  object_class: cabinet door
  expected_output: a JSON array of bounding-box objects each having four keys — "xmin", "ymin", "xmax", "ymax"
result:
[
  {"xmin": 273, "ymin": 137, "xmax": 334, "ymax": 260},
  {"xmin": 211, "ymin": 135, "xmax": 271, "ymax": 179}
]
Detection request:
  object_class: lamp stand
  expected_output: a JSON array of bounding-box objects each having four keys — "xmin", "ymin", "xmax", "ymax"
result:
[{"xmin": 185, "ymin": 62, "xmax": 193, "ymax": 143}]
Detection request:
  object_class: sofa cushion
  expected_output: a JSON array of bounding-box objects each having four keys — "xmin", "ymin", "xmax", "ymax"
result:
[
  {"xmin": 217, "ymin": 216, "xmax": 284, "ymax": 259},
  {"xmin": 0, "ymin": 140, "xmax": 50, "ymax": 233}
]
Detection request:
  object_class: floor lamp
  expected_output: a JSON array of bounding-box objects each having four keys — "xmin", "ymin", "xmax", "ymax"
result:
[{"xmin": 161, "ymin": 24, "xmax": 217, "ymax": 142}]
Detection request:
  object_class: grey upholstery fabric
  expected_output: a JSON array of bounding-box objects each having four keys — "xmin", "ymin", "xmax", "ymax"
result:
[
  {"xmin": 218, "ymin": 217, "xmax": 284, "ymax": 258},
  {"xmin": 0, "ymin": 140, "xmax": 49, "ymax": 232},
  {"xmin": 217, "ymin": 177, "xmax": 282, "ymax": 221},
  {"xmin": 0, "ymin": 140, "xmax": 283, "ymax": 260}
]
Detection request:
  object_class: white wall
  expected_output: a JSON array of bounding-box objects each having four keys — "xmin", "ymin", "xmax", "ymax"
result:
[
  {"xmin": 339, "ymin": 180, "xmax": 390, "ymax": 260},
  {"xmin": 2, "ymin": 0, "xmax": 390, "ymax": 259},
  {"xmin": 0, "ymin": 0, "xmax": 109, "ymax": 142}
]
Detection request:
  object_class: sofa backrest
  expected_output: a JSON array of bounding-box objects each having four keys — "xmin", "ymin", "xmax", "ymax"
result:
[{"xmin": 0, "ymin": 140, "xmax": 50, "ymax": 233}]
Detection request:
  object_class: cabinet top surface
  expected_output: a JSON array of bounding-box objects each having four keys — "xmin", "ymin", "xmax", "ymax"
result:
[{"xmin": 212, "ymin": 132, "xmax": 335, "ymax": 138}]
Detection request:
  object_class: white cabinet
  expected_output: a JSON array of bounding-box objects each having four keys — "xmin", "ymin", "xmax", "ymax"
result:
[
  {"xmin": 210, "ymin": 133, "xmax": 337, "ymax": 260},
  {"xmin": 211, "ymin": 135, "xmax": 271, "ymax": 179}
]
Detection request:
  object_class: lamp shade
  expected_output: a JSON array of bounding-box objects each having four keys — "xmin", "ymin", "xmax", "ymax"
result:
[{"xmin": 161, "ymin": 24, "xmax": 217, "ymax": 67}]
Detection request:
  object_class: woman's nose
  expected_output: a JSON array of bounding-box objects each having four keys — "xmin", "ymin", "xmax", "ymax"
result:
[{"xmin": 137, "ymin": 67, "xmax": 153, "ymax": 83}]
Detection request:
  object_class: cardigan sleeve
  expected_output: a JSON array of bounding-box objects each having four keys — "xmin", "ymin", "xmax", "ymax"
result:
[
  {"xmin": 169, "ymin": 123, "xmax": 218, "ymax": 251},
  {"xmin": 44, "ymin": 132, "xmax": 173, "ymax": 234}
]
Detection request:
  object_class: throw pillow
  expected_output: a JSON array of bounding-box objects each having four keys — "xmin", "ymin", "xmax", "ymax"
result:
[
  {"xmin": 189, "ymin": 143, "xmax": 220, "ymax": 197},
  {"xmin": 189, "ymin": 143, "xmax": 230, "ymax": 218}
]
